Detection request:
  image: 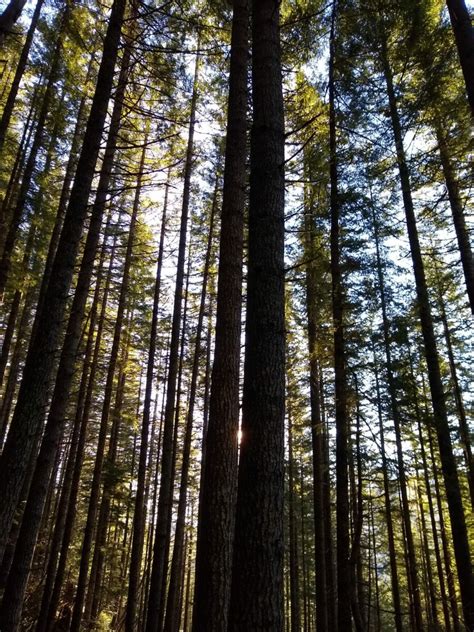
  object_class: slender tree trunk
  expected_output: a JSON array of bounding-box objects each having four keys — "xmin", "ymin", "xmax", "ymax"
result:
[
  {"xmin": 164, "ymin": 180, "xmax": 216, "ymax": 632},
  {"xmin": 228, "ymin": 0, "xmax": 286, "ymax": 628},
  {"xmin": 145, "ymin": 50, "xmax": 199, "ymax": 632},
  {"xmin": 434, "ymin": 263, "xmax": 474, "ymax": 509},
  {"xmin": 71, "ymin": 141, "xmax": 144, "ymax": 632},
  {"xmin": 125, "ymin": 171, "xmax": 169, "ymax": 632},
  {"xmin": 446, "ymin": 0, "xmax": 474, "ymax": 117},
  {"xmin": 0, "ymin": 0, "xmax": 45, "ymax": 152},
  {"xmin": 304, "ymin": 207, "xmax": 328, "ymax": 631},
  {"xmin": 328, "ymin": 3, "xmax": 351, "ymax": 629},
  {"xmin": 380, "ymin": 33, "xmax": 473, "ymax": 630},
  {"xmin": 288, "ymin": 413, "xmax": 301, "ymax": 632},
  {"xmin": 0, "ymin": 4, "xmax": 69, "ymax": 300},
  {"xmin": 435, "ymin": 127, "xmax": 474, "ymax": 315},
  {"xmin": 0, "ymin": 0, "xmax": 126, "ymax": 569}
]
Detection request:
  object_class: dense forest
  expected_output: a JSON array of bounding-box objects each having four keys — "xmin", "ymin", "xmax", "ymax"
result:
[{"xmin": 0, "ymin": 0, "xmax": 472, "ymax": 630}]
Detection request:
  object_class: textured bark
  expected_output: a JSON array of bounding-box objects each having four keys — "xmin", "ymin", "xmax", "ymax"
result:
[
  {"xmin": 0, "ymin": 0, "xmax": 45, "ymax": 152},
  {"xmin": 381, "ymin": 34, "xmax": 473, "ymax": 630},
  {"xmin": 145, "ymin": 51, "xmax": 199, "ymax": 632},
  {"xmin": 446, "ymin": 0, "xmax": 474, "ymax": 117},
  {"xmin": 0, "ymin": 0, "xmax": 126, "ymax": 578},
  {"xmin": 227, "ymin": 0, "xmax": 285, "ymax": 628},
  {"xmin": 191, "ymin": 2, "xmax": 248, "ymax": 631}
]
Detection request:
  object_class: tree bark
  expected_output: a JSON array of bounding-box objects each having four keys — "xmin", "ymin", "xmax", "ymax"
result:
[
  {"xmin": 227, "ymin": 0, "xmax": 285, "ymax": 628},
  {"xmin": 191, "ymin": 3, "xmax": 248, "ymax": 629}
]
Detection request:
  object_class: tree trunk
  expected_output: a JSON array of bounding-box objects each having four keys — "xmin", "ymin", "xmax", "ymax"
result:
[
  {"xmin": 446, "ymin": 0, "xmax": 474, "ymax": 117},
  {"xmin": 0, "ymin": 0, "xmax": 28, "ymax": 45},
  {"xmin": 0, "ymin": 0, "xmax": 45, "ymax": 152},
  {"xmin": 191, "ymin": 3, "xmax": 248, "ymax": 629},
  {"xmin": 380, "ymin": 33, "xmax": 473, "ymax": 630},
  {"xmin": 145, "ymin": 50, "xmax": 199, "ymax": 632},
  {"xmin": 71, "ymin": 140, "xmax": 144, "ymax": 631},
  {"xmin": 125, "ymin": 170, "xmax": 169, "ymax": 632},
  {"xmin": 0, "ymin": 0, "xmax": 126, "ymax": 569},
  {"xmin": 227, "ymin": 0, "xmax": 286, "ymax": 628},
  {"xmin": 163, "ymin": 180, "xmax": 216, "ymax": 632},
  {"xmin": 435, "ymin": 126, "xmax": 474, "ymax": 315}
]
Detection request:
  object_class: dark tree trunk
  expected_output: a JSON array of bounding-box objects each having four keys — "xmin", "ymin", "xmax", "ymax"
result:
[
  {"xmin": 0, "ymin": 0, "xmax": 28, "ymax": 45},
  {"xmin": 328, "ymin": 3, "xmax": 351, "ymax": 629},
  {"xmin": 71, "ymin": 141, "xmax": 144, "ymax": 631},
  {"xmin": 288, "ymin": 413, "xmax": 301, "ymax": 632},
  {"xmin": 45, "ymin": 223, "xmax": 119, "ymax": 632},
  {"xmin": 436, "ymin": 126, "xmax": 474, "ymax": 315},
  {"xmin": 227, "ymin": 0, "xmax": 286, "ymax": 628},
  {"xmin": 0, "ymin": 5, "xmax": 69, "ymax": 300},
  {"xmin": 0, "ymin": 0, "xmax": 126, "ymax": 569},
  {"xmin": 34, "ymin": 215, "xmax": 112, "ymax": 632},
  {"xmin": 145, "ymin": 51, "xmax": 199, "ymax": 632},
  {"xmin": 125, "ymin": 172, "xmax": 169, "ymax": 632},
  {"xmin": 446, "ymin": 0, "xmax": 474, "ymax": 117},
  {"xmin": 303, "ymin": 206, "xmax": 328, "ymax": 631},
  {"xmin": 0, "ymin": 0, "xmax": 45, "ymax": 152},
  {"xmin": 380, "ymin": 34, "xmax": 473, "ymax": 630},
  {"xmin": 191, "ymin": 3, "xmax": 248, "ymax": 629},
  {"xmin": 164, "ymin": 184, "xmax": 216, "ymax": 632}
]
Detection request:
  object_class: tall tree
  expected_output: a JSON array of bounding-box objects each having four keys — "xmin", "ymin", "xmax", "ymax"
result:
[
  {"xmin": 227, "ymin": 0, "xmax": 286, "ymax": 628},
  {"xmin": 192, "ymin": 1, "xmax": 248, "ymax": 629}
]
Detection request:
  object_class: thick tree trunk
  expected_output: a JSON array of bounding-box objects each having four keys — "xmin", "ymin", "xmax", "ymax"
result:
[
  {"xmin": 191, "ymin": 3, "xmax": 248, "ymax": 629},
  {"xmin": 0, "ymin": 0, "xmax": 28, "ymax": 45},
  {"xmin": 34, "ymin": 215, "xmax": 112, "ymax": 632},
  {"xmin": 45, "ymin": 224, "xmax": 119, "ymax": 632},
  {"xmin": 227, "ymin": 0, "xmax": 286, "ymax": 628}
]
